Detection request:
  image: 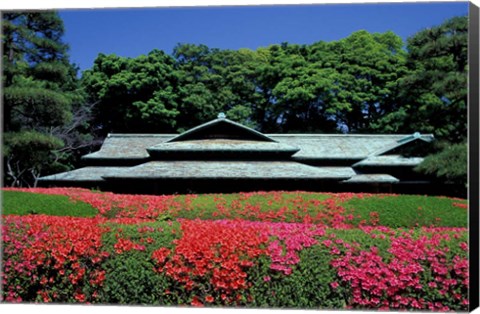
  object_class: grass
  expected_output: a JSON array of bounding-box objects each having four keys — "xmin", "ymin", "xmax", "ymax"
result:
[
  {"xmin": 176, "ymin": 191, "xmax": 332, "ymax": 220},
  {"xmin": 2, "ymin": 191, "xmax": 98, "ymax": 217},
  {"xmin": 343, "ymin": 194, "xmax": 468, "ymax": 228}
]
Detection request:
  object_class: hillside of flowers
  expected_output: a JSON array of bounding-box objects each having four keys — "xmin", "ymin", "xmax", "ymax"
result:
[{"xmin": 1, "ymin": 188, "xmax": 469, "ymax": 311}]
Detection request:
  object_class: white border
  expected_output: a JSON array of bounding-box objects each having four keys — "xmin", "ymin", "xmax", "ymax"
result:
[{"xmin": 1, "ymin": 1, "xmax": 477, "ymax": 314}]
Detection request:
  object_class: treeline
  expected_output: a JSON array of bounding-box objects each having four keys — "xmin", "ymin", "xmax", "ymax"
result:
[{"xmin": 2, "ymin": 11, "xmax": 468, "ymax": 188}]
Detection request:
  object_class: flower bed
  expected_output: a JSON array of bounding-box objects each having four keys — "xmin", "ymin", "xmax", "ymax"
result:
[
  {"xmin": 2, "ymin": 188, "xmax": 468, "ymax": 228},
  {"xmin": 1, "ymin": 188, "xmax": 470, "ymax": 310}
]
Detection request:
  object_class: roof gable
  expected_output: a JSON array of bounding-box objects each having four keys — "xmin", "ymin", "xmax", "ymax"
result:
[
  {"xmin": 167, "ymin": 117, "xmax": 276, "ymax": 143},
  {"xmin": 374, "ymin": 133, "xmax": 435, "ymax": 157}
]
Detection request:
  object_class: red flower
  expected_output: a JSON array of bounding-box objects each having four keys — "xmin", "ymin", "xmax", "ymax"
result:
[
  {"xmin": 74, "ymin": 292, "xmax": 86, "ymax": 303},
  {"xmin": 191, "ymin": 296, "xmax": 203, "ymax": 307}
]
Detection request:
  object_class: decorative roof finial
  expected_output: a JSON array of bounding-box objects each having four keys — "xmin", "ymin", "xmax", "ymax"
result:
[
  {"xmin": 413, "ymin": 132, "xmax": 421, "ymax": 139},
  {"xmin": 217, "ymin": 112, "xmax": 226, "ymax": 119}
]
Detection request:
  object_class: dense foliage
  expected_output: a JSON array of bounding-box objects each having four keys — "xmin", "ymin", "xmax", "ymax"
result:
[
  {"xmin": 1, "ymin": 188, "xmax": 469, "ymax": 310},
  {"xmin": 415, "ymin": 143, "xmax": 468, "ymax": 187},
  {"xmin": 2, "ymin": 11, "xmax": 95, "ymax": 187},
  {"xmin": 82, "ymin": 16, "xmax": 467, "ymax": 141},
  {"xmin": 83, "ymin": 32, "xmax": 409, "ymax": 135}
]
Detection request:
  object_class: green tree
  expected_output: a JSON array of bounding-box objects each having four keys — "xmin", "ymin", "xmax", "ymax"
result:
[
  {"xmin": 415, "ymin": 142, "xmax": 467, "ymax": 188},
  {"xmin": 378, "ymin": 16, "xmax": 468, "ymax": 196},
  {"xmin": 172, "ymin": 44, "xmax": 227, "ymax": 130},
  {"xmin": 256, "ymin": 32, "xmax": 406, "ymax": 134},
  {"xmin": 267, "ymin": 43, "xmax": 339, "ymax": 132},
  {"xmin": 3, "ymin": 132, "xmax": 63, "ymax": 187},
  {"xmin": 374, "ymin": 16, "xmax": 468, "ymax": 143},
  {"xmin": 82, "ymin": 50, "xmax": 179, "ymax": 135},
  {"xmin": 2, "ymin": 11, "xmax": 90, "ymax": 186},
  {"xmin": 323, "ymin": 31, "xmax": 408, "ymax": 133},
  {"xmin": 173, "ymin": 44, "xmax": 266, "ymax": 130},
  {"xmin": 3, "ymin": 12, "xmax": 74, "ymax": 132}
]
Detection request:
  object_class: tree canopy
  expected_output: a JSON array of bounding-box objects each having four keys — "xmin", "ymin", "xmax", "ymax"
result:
[
  {"xmin": 82, "ymin": 16, "xmax": 467, "ymax": 143},
  {"xmin": 83, "ymin": 30, "xmax": 411, "ymax": 135},
  {"xmin": 373, "ymin": 16, "xmax": 468, "ymax": 143}
]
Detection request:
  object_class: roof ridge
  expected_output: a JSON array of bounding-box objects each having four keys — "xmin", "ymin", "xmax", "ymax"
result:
[{"xmin": 166, "ymin": 118, "xmax": 276, "ymax": 143}]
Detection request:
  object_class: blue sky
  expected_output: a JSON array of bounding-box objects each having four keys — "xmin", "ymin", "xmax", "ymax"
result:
[{"xmin": 58, "ymin": 2, "xmax": 469, "ymax": 73}]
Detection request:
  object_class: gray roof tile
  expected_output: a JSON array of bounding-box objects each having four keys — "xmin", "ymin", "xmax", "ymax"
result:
[
  {"xmin": 83, "ymin": 133, "xmax": 434, "ymax": 161},
  {"xmin": 38, "ymin": 167, "xmax": 128, "ymax": 182},
  {"xmin": 269, "ymin": 134, "xmax": 430, "ymax": 159},
  {"xmin": 342, "ymin": 174, "xmax": 400, "ymax": 183},
  {"xmin": 147, "ymin": 139, "xmax": 300, "ymax": 154},
  {"xmin": 353, "ymin": 155, "xmax": 424, "ymax": 167},
  {"xmin": 82, "ymin": 134, "xmax": 174, "ymax": 159},
  {"xmin": 102, "ymin": 161, "xmax": 356, "ymax": 180}
]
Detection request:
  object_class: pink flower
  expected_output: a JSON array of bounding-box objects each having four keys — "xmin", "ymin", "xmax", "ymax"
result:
[{"xmin": 323, "ymin": 240, "xmax": 333, "ymax": 247}]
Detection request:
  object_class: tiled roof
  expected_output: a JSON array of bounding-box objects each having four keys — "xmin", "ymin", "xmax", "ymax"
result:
[
  {"xmin": 269, "ymin": 134, "xmax": 433, "ymax": 159},
  {"xmin": 342, "ymin": 174, "xmax": 400, "ymax": 183},
  {"xmin": 82, "ymin": 134, "xmax": 174, "ymax": 160},
  {"xmin": 42, "ymin": 114, "xmax": 434, "ymax": 187},
  {"xmin": 102, "ymin": 161, "xmax": 356, "ymax": 180},
  {"xmin": 147, "ymin": 139, "xmax": 300, "ymax": 155},
  {"xmin": 38, "ymin": 167, "xmax": 127, "ymax": 182},
  {"xmin": 82, "ymin": 133, "xmax": 434, "ymax": 161},
  {"xmin": 353, "ymin": 155, "xmax": 425, "ymax": 167}
]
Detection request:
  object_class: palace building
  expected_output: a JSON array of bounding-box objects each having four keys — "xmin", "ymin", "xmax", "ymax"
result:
[{"xmin": 38, "ymin": 114, "xmax": 437, "ymax": 195}]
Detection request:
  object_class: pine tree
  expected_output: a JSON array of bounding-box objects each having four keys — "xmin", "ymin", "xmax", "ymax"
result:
[{"xmin": 2, "ymin": 11, "xmax": 91, "ymax": 187}]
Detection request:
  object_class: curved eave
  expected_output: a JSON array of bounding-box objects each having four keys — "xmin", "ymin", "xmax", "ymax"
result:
[
  {"xmin": 82, "ymin": 154, "xmax": 149, "ymax": 161},
  {"xmin": 353, "ymin": 156, "xmax": 424, "ymax": 167},
  {"xmin": 342, "ymin": 174, "xmax": 400, "ymax": 184}
]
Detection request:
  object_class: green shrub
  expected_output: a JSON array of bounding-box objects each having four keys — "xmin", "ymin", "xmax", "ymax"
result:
[
  {"xmin": 248, "ymin": 246, "xmax": 346, "ymax": 309},
  {"xmin": 247, "ymin": 229, "xmax": 380, "ymax": 308},
  {"xmin": 98, "ymin": 221, "xmax": 181, "ymax": 305}
]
